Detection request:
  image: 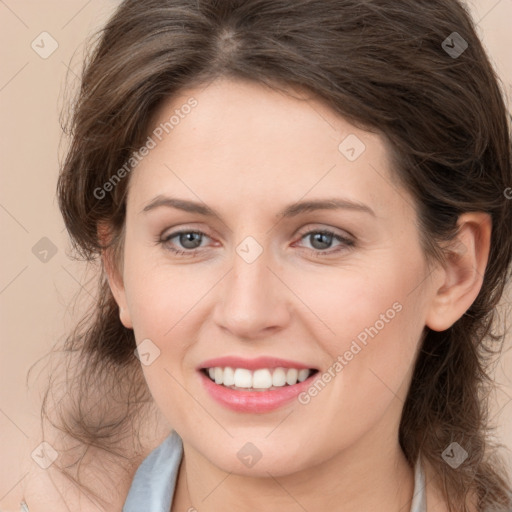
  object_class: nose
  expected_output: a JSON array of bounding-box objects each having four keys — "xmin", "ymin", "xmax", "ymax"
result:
[{"xmin": 212, "ymin": 241, "xmax": 292, "ymax": 340}]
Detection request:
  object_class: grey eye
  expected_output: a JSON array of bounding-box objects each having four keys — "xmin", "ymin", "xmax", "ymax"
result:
[
  {"xmin": 307, "ymin": 232, "xmax": 335, "ymax": 250},
  {"xmin": 175, "ymin": 232, "xmax": 204, "ymax": 249}
]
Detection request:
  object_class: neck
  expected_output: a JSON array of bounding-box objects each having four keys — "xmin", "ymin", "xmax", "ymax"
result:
[{"xmin": 172, "ymin": 425, "xmax": 415, "ymax": 512}]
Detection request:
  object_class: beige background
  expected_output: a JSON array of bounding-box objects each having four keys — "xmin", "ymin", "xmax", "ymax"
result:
[{"xmin": 1, "ymin": 0, "xmax": 511, "ymax": 510}]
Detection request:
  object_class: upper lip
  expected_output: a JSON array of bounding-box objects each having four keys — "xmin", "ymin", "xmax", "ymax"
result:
[{"xmin": 198, "ymin": 356, "xmax": 316, "ymax": 371}]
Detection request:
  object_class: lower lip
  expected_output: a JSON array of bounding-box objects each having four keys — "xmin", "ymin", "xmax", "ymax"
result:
[{"xmin": 199, "ymin": 371, "xmax": 316, "ymax": 413}]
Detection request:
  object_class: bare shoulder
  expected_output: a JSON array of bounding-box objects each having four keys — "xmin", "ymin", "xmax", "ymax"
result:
[{"xmin": 21, "ymin": 454, "xmax": 135, "ymax": 512}]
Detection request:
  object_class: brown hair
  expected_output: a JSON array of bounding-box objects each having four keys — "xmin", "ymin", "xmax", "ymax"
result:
[{"xmin": 48, "ymin": 0, "xmax": 512, "ymax": 510}]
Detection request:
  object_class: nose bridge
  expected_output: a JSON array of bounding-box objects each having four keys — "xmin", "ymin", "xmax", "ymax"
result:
[{"xmin": 213, "ymin": 235, "xmax": 289, "ymax": 338}]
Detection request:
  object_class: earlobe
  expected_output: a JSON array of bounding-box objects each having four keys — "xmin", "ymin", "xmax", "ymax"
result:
[
  {"xmin": 425, "ymin": 212, "xmax": 491, "ymax": 332},
  {"xmin": 98, "ymin": 223, "xmax": 133, "ymax": 330},
  {"xmin": 118, "ymin": 305, "xmax": 133, "ymax": 330},
  {"xmin": 103, "ymin": 251, "xmax": 133, "ymax": 329}
]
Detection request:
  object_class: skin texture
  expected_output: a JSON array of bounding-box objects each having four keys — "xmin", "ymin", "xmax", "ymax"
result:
[{"xmin": 103, "ymin": 77, "xmax": 490, "ymax": 512}]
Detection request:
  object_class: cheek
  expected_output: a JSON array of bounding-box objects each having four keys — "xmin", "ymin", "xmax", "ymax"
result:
[
  {"xmin": 296, "ymin": 258, "xmax": 422, "ymax": 340},
  {"xmin": 122, "ymin": 247, "xmax": 201, "ymax": 340},
  {"xmin": 293, "ymin": 254, "xmax": 426, "ymax": 398},
  {"xmin": 287, "ymin": 276, "xmax": 423, "ymax": 453}
]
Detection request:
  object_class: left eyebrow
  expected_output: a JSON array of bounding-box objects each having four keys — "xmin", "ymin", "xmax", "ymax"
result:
[
  {"xmin": 141, "ymin": 196, "xmax": 217, "ymax": 217},
  {"xmin": 140, "ymin": 195, "xmax": 375, "ymax": 219}
]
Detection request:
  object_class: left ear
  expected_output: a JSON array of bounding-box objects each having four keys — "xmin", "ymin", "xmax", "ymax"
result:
[{"xmin": 425, "ymin": 212, "xmax": 492, "ymax": 332}]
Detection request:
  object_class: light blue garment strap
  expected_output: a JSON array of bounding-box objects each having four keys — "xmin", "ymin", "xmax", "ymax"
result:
[
  {"xmin": 410, "ymin": 457, "xmax": 427, "ymax": 512},
  {"xmin": 123, "ymin": 430, "xmax": 183, "ymax": 512}
]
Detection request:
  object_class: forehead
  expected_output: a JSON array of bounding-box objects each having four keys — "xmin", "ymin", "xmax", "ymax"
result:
[{"xmin": 127, "ymin": 77, "xmax": 412, "ymax": 222}]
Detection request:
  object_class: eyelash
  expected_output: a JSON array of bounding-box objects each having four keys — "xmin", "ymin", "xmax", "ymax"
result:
[{"xmin": 156, "ymin": 228, "xmax": 355, "ymax": 258}]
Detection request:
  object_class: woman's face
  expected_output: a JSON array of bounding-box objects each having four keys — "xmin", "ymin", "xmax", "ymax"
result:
[{"xmin": 111, "ymin": 77, "xmax": 441, "ymax": 476}]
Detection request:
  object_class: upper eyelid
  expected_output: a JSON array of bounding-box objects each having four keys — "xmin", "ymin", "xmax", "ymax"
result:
[
  {"xmin": 160, "ymin": 226, "xmax": 354, "ymax": 248},
  {"xmin": 161, "ymin": 229, "xmax": 212, "ymax": 246},
  {"xmin": 160, "ymin": 224, "xmax": 353, "ymax": 239}
]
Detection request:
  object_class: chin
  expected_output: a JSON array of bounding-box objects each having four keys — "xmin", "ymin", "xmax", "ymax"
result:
[{"xmin": 198, "ymin": 440, "xmax": 311, "ymax": 478}]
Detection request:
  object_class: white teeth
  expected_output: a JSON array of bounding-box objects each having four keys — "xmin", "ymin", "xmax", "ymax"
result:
[
  {"xmin": 205, "ymin": 366, "xmax": 314, "ymax": 389},
  {"xmin": 272, "ymin": 367, "xmax": 287, "ymax": 387},
  {"xmin": 233, "ymin": 368, "xmax": 252, "ymax": 388},
  {"xmin": 298, "ymin": 369, "xmax": 310, "ymax": 382},
  {"xmin": 286, "ymin": 368, "xmax": 298, "ymax": 385},
  {"xmin": 223, "ymin": 366, "xmax": 235, "ymax": 386},
  {"xmin": 252, "ymin": 369, "xmax": 272, "ymax": 389}
]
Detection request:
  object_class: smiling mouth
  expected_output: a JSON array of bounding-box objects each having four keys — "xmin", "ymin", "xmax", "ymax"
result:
[{"xmin": 201, "ymin": 367, "xmax": 319, "ymax": 391}]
